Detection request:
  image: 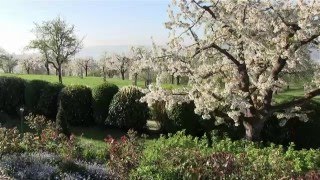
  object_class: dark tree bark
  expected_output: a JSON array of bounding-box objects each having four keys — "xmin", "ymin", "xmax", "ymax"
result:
[
  {"xmin": 85, "ymin": 66, "xmax": 88, "ymax": 77},
  {"xmin": 171, "ymin": 74, "xmax": 174, "ymax": 84},
  {"xmin": 102, "ymin": 67, "xmax": 106, "ymax": 82},
  {"xmin": 243, "ymin": 118, "xmax": 265, "ymax": 141},
  {"xmin": 58, "ymin": 65, "xmax": 63, "ymax": 84},
  {"xmin": 45, "ymin": 62, "xmax": 50, "ymax": 75},
  {"xmin": 176, "ymin": 76, "xmax": 180, "ymax": 85},
  {"xmin": 121, "ymin": 71, "xmax": 125, "ymax": 80},
  {"xmin": 133, "ymin": 73, "xmax": 138, "ymax": 86}
]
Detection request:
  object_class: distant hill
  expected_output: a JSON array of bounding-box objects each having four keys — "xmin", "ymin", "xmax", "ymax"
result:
[{"xmin": 77, "ymin": 45, "xmax": 140, "ymax": 59}]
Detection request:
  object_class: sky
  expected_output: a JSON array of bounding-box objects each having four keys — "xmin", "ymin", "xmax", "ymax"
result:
[{"xmin": 0, "ymin": 0, "xmax": 171, "ymax": 57}]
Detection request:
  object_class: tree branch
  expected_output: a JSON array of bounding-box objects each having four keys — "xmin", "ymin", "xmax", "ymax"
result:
[
  {"xmin": 192, "ymin": 42, "xmax": 241, "ymax": 66},
  {"xmin": 191, "ymin": 0, "xmax": 218, "ymax": 19},
  {"xmin": 271, "ymin": 88, "xmax": 320, "ymax": 112}
]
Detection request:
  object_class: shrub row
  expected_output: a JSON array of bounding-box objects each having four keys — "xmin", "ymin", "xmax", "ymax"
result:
[
  {"xmin": 136, "ymin": 132, "xmax": 320, "ymax": 179},
  {"xmin": 105, "ymin": 131, "xmax": 320, "ymax": 179},
  {"xmin": 0, "ymin": 77, "xmax": 120, "ymax": 130},
  {"xmin": 2, "ymin": 76, "xmax": 320, "ymax": 149},
  {"xmin": 0, "ymin": 77, "xmax": 151, "ymax": 135}
]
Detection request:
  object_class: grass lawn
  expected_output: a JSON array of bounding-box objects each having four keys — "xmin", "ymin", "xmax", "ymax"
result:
[
  {"xmin": 0, "ymin": 73, "xmax": 180, "ymax": 89},
  {"xmin": 275, "ymin": 83, "xmax": 320, "ymax": 103}
]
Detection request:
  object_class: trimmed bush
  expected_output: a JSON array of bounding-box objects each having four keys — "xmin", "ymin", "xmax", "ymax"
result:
[
  {"xmin": 37, "ymin": 83, "xmax": 64, "ymax": 118},
  {"xmin": 25, "ymin": 80, "xmax": 49, "ymax": 112},
  {"xmin": 56, "ymin": 85, "xmax": 94, "ymax": 134},
  {"xmin": 92, "ymin": 83, "xmax": 119, "ymax": 125},
  {"xmin": 0, "ymin": 76, "xmax": 25, "ymax": 115},
  {"xmin": 165, "ymin": 101, "xmax": 202, "ymax": 136},
  {"xmin": 106, "ymin": 86, "xmax": 149, "ymax": 130}
]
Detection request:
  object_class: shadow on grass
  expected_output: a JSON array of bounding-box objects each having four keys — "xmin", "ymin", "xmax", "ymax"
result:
[
  {"xmin": 71, "ymin": 121, "xmax": 162, "ymax": 143},
  {"xmin": 71, "ymin": 126, "xmax": 127, "ymax": 141}
]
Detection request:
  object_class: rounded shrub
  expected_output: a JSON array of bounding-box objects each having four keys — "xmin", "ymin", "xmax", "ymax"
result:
[
  {"xmin": 24, "ymin": 80, "xmax": 49, "ymax": 112},
  {"xmin": 37, "ymin": 83, "xmax": 64, "ymax": 118},
  {"xmin": 0, "ymin": 76, "xmax": 26, "ymax": 115},
  {"xmin": 56, "ymin": 85, "xmax": 94, "ymax": 134},
  {"xmin": 106, "ymin": 86, "xmax": 149, "ymax": 131},
  {"xmin": 92, "ymin": 83, "xmax": 119, "ymax": 125},
  {"xmin": 165, "ymin": 101, "xmax": 202, "ymax": 136}
]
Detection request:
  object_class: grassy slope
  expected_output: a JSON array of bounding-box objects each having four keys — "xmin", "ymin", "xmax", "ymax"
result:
[
  {"xmin": 0, "ymin": 73, "xmax": 180, "ymax": 89},
  {"xmin": 1, "ymin": 73, "xmax": 144, "ymax": 88}
]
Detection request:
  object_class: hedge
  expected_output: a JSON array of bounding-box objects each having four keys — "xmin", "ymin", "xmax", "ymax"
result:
[
  {"xmin": 92, "ymin": 83, "xmax": 119, "ymax": 125},
  {"xmin": 165, "ymin": 101, "xmax": 202, "ymax": 136},
  {"xmin": 106, "ymin": 86, "xmax": 149, "ymax": 131},
  {"xmin": 24, "ymin": 80, "xmax": 50, "ymax": 112},
  {"xmin": 0, "ymin": 76, "xmax": 25, "ymax": 115},
  {"xmin": 37, "ymin": 83, "xmax": 64, "ymax": 118},
  {"xmin": 56, "ymin": 85, "xmax": 94, "ymax": 134}
]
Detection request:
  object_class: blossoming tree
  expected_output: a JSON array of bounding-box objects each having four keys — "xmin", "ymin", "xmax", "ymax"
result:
[
  {"xmin": 102, "ymin": 52, "xmax": 131, "ymax": 80},
  {"xmin": 75, "ymin": 57, "xmax": 94, "ymax": 77},
  {"xmin": 0, "ymin": 48, "xmax": 18, "ymax": 73},
  {"xmin": 144, "ymin": 0, "xmax": 320, "ymax": 141},
  {"xmin": 18, "ymin": 53, "xmax": 42, "ymax": 74},
  {"xmin": 129, "ymin": 46, "xmax": 154, "ymax": 86}
]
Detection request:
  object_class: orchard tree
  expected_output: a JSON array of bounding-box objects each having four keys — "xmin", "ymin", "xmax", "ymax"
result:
[
  {"xmin": 102, "ymin": 53, "xmax": 131, "ymax": 80},
  {"xmin": 99, "ymin": 52, "xmax": 117, "ymax": 80},
  {"xmin": 114, "ymin": 54, "xmax": 131, "ymax": 80},
  {"xmin": 144, "ymin": 0, "xmax": 320, "ymax": 141},
  {"xmin": 0, "ymin": 48, "xmax": 18, "ymax": 73},
  {"xmin": 99, "ymin": 54, "xmax": 108, "ymax": 81},
  {"xmin": 29, "ymin": 17, "xmax": 83, "ymax": 83},
  {"xmin": 18, "ymin": 53, "xmax": 42, "ymax": 74},
  {"xmin": 28, "ymin": 40, "xmax": 52, "ymax": 75},
  {"xmin": 130, "ymin": 46, "xmax": 153, "ymax": 86},
  {"xmin": 76, "ymin": 57, "xmax": 94, "ymax": 77}
]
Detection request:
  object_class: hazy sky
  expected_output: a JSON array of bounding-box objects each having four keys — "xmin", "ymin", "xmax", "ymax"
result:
[{"xmin": 0, "ymin": 0, "xmax": 170, "ymax": 56}]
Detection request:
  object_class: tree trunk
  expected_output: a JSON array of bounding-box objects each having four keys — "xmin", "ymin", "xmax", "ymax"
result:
[
  {"xmin": 176, "ymin": 76, "xmax": 180, "ymax": 85},
  {"xmin": 145, "ymin": 70, "xmax": 152, "ymax": 87},
  {"xmin": 121, "ymin": 71, "xmax": 125, "ymax": 80},
  {"xmin": 243, "ymin": 118, "xmax": 264, "ymax": 141},
  {"xmin": 26, "ymin": 68, "xmax": 30, "ymax": 74},
  {"xmin": 80, "ymin": 68, "xmax": 83, "ymax": 78},
  {"xmin": 58, "ymin": 65, "xmax": 63, "ymax": 84},
  {"xmin": 102, "ymin": 67, "xmax": 106, "ymax": 82},
  {"xmin": 171, "ymin": 74, "xmax": 174, "ymax": 84},
  {"xmin": 45, "ymin": 62, "xmax": 50, "ymax": 75},
  {"xmin": 133, "ymin": 73, "xmax": 138, "ymax": 86},
  {"xmin": 85, "ymin": 66, "xmax": 88, "ymax": 77}
]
